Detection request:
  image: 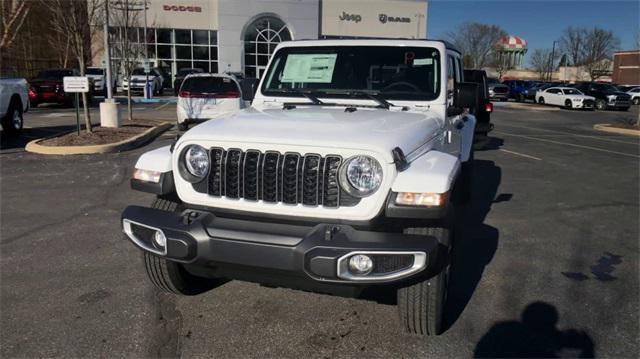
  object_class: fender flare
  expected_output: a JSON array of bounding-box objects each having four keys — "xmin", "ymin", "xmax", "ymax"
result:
[{"xmin": 391, "ymin": 150, "xmax": 460, "ymax": 194}]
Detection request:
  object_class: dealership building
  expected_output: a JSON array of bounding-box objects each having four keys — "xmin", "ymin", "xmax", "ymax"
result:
[{"xmin": 93, "ymin": 0, "xmax": 428, "ymax": 82}]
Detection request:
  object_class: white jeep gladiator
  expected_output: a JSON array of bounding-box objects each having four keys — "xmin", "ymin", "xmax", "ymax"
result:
[
  {"xmin": 0, "ymin": 78, "xmax": 29, "ymax": 135},
  {"xmin": 122, "ymin": 39, "xmax": 477, "ymax": 335}
]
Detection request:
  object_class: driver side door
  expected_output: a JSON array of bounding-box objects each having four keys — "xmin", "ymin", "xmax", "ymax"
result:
[{"xmin": 445, "ymin": 54, "xmax": 463, "ymax": 158}]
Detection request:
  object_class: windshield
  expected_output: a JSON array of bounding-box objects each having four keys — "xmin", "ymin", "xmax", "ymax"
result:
[
  {"xmin": 594, "ymin": 83, "xmax": 618, "ymax": 93},
  {"xmin": 86, "ymin": 68, "xmax": 104, "ymax": 75},
  {"xmin": 36, "ymin": 70, "xmax": 73, "ymax": 80},
  {"xmin": 132, "ymin": 68, "xmax": 146, "ymax": 76},
  {"xmin": 261, "ymin": 46, "xmax": 441, "ymax": 101},
  {"xmin": 563, "ymin": 88, "xmax": 582, "ymax": 95}
]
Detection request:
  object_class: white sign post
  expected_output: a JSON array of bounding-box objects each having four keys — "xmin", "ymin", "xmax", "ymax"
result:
[{"xmin": 63, "ymin": 76, "xmax": 90, "ymax": 135}]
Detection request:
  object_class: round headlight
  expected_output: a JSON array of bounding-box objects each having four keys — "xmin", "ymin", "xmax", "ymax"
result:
[
  {"xmin": 182, "ymin": 145, "xmax": 209, "ymax": 181},
  {"xmin": 339, "ymin": 155, "xmax": 383, "ymax": 197}
]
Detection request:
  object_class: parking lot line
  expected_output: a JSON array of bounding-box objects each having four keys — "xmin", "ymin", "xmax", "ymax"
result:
[
  {"xmin": 154, "ymin": 102, "xmax": 172, "ymax": 111},
  {"xmin": 495, "ymin": 130, "xmax": 640, "ymax": 159},
  {"xmin": 499, "ymin": 148, "xmax": 542, "ymax": 161},
  {"xmin": 498, "ymin": 123, "xmax": 639, "ymax": 145}
]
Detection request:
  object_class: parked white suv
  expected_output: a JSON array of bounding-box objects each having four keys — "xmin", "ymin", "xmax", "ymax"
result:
[
  {"xmin": 176, "ymin": 73, "xmax": 246, "ymax": 131},
  {"xmin": 122, "ymin": 39, "xmax": 477, "ymax": 335},
  {"xmin": 122, "ymin": 68, "xmax": 164, "ymax": 95},
  {"xmin": 0, "ymin": 78, "xmax": 29, "ymax": 135}
]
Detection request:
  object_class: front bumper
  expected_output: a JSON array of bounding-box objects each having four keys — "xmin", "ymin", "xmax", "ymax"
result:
[{"xmin": 121, "ymin": 205, "xmax": 440, "ymax": 284}]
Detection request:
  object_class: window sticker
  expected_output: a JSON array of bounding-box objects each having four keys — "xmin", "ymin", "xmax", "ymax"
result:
[
  {"xmin": 414, "ymin": 58, "xmax": 433, "ymax": 66},
  {"xmin": 281, "ymin": 54, "xmax": 338, "ymax": 83}
]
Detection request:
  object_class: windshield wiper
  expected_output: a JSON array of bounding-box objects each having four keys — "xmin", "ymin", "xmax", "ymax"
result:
[
  {"xmin": 270, "ymin": 89, "xmax": 324, "ymax": 106},
  {"xmin": 322, "ymin": 90, "xmax": 400, "ymax": 110}
]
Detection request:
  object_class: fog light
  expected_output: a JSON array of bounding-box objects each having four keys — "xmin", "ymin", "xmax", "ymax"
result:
[
  {"xmin": 348, "ymin": 254, "xmax": 373, "ymax": 275},
  {"xmin": 153, "ymin": 230, "xmax": 166, "ymax": 249}
]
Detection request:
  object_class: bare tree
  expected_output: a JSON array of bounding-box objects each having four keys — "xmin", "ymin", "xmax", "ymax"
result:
[
  {"xmin": 447, "ymin": 22, "xmax": 507, "ymax": 69},
  {"xmin": 559, "ymin": 26, "xmax": 585, "ymax": 66},
  {"xmin": 581, "ymin": 27, "xmax": 619, "ymax": 81},
  {"xmin": 110, "ymin": 0, "xmax": 144, "ymax": 121},
  {"xmin": 43, "ymin": 0, "xmax": 103, "ymax": 133},
  {"xmin": 0, "ymin": 0, "xmax": 32, "ymax": 74},
  {"xmin": 530, "ymin": 49, "xmax": 556, "ymax": 81}
]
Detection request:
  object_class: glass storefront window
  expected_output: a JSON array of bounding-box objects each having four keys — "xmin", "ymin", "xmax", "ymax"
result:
[
  {"xmin": 193, "ymin": 46, "xmax": 209, "ymax": 61},
  {"xmin": 243, "ymin": 16, "xmax": 291, "ymax": 78},
  {"xmin": 109, "ymin": 27, "xmax": 218, "ymax": 86},
  {"xmin": 210, "ymin": 31, "xmax": 217, "ymax": 45},
  {"xmin": 175, "ymin": 30, "xmax": 191, "ymax": 44},
  {"xmin": 157, "ymin": 45, "xmax": 172, "ymax": 59},
  {"xmin": 157, "ymin": 29, "xmax": 171, "ymax": 43},
  {"xmin": 175, "ymin": 46, "xmax": 191, "ymax": 60},
  {"xmin": 193, "ymin": 30, "xmax": 208, "ymax": 45}
]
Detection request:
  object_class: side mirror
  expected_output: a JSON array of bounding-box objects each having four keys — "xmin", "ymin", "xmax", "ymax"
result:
[
  {"xmin": 240, "ymin": 78, "xmax": 259, "ymax": 102},
  {"xmin": 453, "ymin": 82, "xmax": 479, "ymax": 109}
]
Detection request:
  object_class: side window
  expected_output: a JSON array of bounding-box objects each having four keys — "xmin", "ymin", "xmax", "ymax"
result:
[{"xmin": 454, "ymin": 57, "xmax": 462, "ymax": 83}]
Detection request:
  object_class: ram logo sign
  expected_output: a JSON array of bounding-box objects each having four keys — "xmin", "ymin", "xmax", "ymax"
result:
[{"xmin": 378, "ymin": 14, "xmax": 411, "ymax": 24}]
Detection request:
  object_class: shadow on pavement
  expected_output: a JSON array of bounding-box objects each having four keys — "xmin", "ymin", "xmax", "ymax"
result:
[
  {"xmin": 1, "ymin": 124, "xmax": 77, "ymax": 151},
  {"xmin": 474, "ymin": 301, "xmax": 595, "ymax": 358},
  {"xmin": 444, "ymin": 159, "xmax": 502, "ymax": 330}
]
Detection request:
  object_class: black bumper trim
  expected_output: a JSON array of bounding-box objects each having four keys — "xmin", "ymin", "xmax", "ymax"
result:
[{"xmin": 121, "ymin": 205, "xmax": 440, "ymax": 284}]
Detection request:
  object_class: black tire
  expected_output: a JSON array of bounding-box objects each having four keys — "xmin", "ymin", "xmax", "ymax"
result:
[
  {"xmin": 633, "ymin": 98, "xmax": 639, "ymax": 105},
  {"xmin": 564, "ymin": 99, "xmax": 572, "ymax": 109},
  {"xmin": 398, "ymin": 227, "xmax": 452, "ymax": 335},
  {"xmin": 2, "ymin": 97, "xmax": 24, "ymax": 135},
  {"xmin": 621, "ymin": 107, "xmax": 630, "ymax": 112},
  {"xmin": 143, "ymin": 197, "xmax": 223, "ymax": 295},
  {"xmin": 595, "ymin": 99, "xmax": 606, "ymax": 110},
  {"xmin": 177, "ymin": 121, "xmax": 189, "ymax": 131},
  {"xmin": 517, "ymin": 93, "xmax": 524, "ymax": 102},
  {"xmin": 538, "ymin": 97, "xmax": 545, "ymax": 104}
]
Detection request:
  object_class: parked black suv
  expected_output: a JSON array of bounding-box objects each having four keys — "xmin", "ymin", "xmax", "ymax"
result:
[
  {"xmin": 572, "ymin": 82, "xmax": 631, "ymax": 111},
  {"xmin": 464, "ymin": 69, "xmax": 493, "ymax": 148}
]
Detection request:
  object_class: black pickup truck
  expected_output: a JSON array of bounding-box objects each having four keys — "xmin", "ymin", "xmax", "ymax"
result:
[
  {"xmin": 572, "ymin": 82, "xmax": 631, "ymax": 111},
  {"xmin": 464, "ymin": 69, "xmax": 494, "ymax": 148}
]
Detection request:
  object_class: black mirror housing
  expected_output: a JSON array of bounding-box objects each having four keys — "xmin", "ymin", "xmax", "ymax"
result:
[
  {"xmin": 453, "ymin": 82, "xmax": 479, "ymax": 110},
  {"xmin": 240, "ymin": 78, "xmax": 260, "ymax": 102}
]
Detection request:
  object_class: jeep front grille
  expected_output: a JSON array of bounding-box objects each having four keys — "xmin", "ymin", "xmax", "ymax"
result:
[{"xmin": 202, "ymin": 148, "xmax": 360, "ymax": 208}]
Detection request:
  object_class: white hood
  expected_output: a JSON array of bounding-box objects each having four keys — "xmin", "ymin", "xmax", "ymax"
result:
[{"xmin": 178, "ymin": 105, "xmax": 443, "ymax": 163}]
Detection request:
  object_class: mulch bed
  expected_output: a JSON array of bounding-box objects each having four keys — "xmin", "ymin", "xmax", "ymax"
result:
[{"xmin": 39, "ymin": 120, "xmax": 156, "ymax": 147}]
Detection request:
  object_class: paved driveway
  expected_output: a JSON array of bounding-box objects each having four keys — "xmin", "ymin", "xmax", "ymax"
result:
[{"xmin": 1, "ymin": 104, "xmax": 638, "ymax": 357}]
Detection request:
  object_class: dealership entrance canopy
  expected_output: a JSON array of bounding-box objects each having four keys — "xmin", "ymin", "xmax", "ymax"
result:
[{"xmin": 92, "ymin": 0, "xmax": 428, "ymax": 81}]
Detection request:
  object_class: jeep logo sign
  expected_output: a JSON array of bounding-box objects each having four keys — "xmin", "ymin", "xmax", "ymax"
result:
[
  {"xmin": 338, "ymin": 11, "xmax": 362, "ymax": 23},
  {"xmin": 379, "ymin": 13, "xmax": 411, "ymax": 24},
  {"xmin": 163, "ymin": 5, "xmax": 202, "ymax": 12}
]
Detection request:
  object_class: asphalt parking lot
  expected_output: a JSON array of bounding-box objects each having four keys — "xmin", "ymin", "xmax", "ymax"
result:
[{"xmin": 1, "ymin": 103, "xmax": 639, "ymax": 357}]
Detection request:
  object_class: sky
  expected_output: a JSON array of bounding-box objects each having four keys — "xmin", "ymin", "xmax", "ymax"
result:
[{"xmin": 427, "ymin": 0, "xmax": 639, "ymax": 63}]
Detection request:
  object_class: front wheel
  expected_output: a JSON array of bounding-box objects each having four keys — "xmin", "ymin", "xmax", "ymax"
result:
[
  {"xmin": 633, "ymin": 98, "xmax": 639, "ymax": 105},
  {"xmin": 564, "ymin": 99, "xmax": 572, "ymax": 109},
  {"xmin": 538, "ymin": 97, "xmax": 545, "ymax": 104},
  {"xmin": 595, "ymin": 99, "xmax": 606, "ymax": 110},
  {"xmin": 2, "ymin": 100, "xmax": 24, "ymax": 135},
  {"xmin": 143, "ymin": 197, "xmax": 224, "ymax": 295},
  {"xmin": 398, "ymin": 227, "xmax": 452, "ymax": 335}
]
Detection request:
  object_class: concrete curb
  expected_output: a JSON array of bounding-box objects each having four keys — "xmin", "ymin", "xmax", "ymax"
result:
[
  {"xmin": 25, "ymin": 123, "xmax": 172, "ymax": 155},
  {"xmin": 593, "ymin": 124, "xmax": 640, "ymax": 137}
]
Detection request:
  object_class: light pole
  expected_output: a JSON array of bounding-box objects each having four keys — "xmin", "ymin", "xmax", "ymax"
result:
[
  {"xmin": 548, "ymin": 40, "xmax": 558, "ymax": 81},
  {"xmin": 143, "ymin": 0, "xmax": 150, "ymax": 99},
  {"xmin": 103, "ymin": 0, "xmax": 113, "ymax": 100},
  {"xmin": 99, "ymin": 0, "xmax": 120, "ymax": 128}
]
